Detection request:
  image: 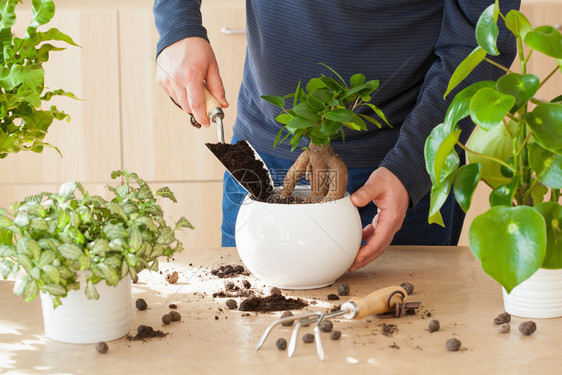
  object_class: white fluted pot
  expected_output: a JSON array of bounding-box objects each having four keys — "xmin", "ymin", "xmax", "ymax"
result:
[
  {"xmin": 40, "ymin": 273, "xmax": 131, "ymax": 344},
  {"xmin": 502, "ymin": 268, "xmax": 562, "ymax": 319},
  {"xmin": 235, "ymin": 186, "xmax": 362, "ymax": 289}
]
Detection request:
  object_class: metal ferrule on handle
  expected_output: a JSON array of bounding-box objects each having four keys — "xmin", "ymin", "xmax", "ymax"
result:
[{"xmin": 203, "ymin": 86, "xmax": 225, "ymax": 143}]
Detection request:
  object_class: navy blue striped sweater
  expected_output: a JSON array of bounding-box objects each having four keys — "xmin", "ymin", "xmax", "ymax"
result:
[{"xmin": 153, "ymin": 0, "xmax": 519, "ymax": 206}]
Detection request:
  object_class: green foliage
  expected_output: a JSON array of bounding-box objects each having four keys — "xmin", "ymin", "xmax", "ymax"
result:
[
  {"xmin": 261, "ymin": 64, "xmax": 389, "ymax": 151},
  {"xmin": 0, "ymin": 170, "xmax": 193, "ymax": 307},
  {"xmin": 424, "ymin": 3, "xmax": 562, "ymax": 291},
  {"xmin": 0, "ymin": 0, "xmax": 79, "ymax": 159}
]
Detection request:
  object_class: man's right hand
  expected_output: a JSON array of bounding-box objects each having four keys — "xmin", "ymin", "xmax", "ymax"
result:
[{"xmin": 155, "ymin": 37, "xmax": 228, "ymax": 127}]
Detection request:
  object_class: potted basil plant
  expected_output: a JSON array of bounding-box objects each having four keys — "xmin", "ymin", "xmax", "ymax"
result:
[
  {"xmin": 0, "ymin": 170, "xmax": 193, "ymax": 343},
  {"xmin": 234, "ymin": 66, "xmax": 389, "ymax": 289},
  {"xmin": 424, "ymin": 0, "xmax": 562, "ymax": 318}
]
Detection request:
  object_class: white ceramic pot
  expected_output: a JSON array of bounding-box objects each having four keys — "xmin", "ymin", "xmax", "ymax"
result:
[
  {"xmin": 502, "ymin": 268, "xmax": 562, "ymax": 319},
  {"xmin": 235, "ymin": 186, "xmax": 362, "ymax": 289},
  {"xmin": 40, "ymin": 272, "xmax": 131, "ymax": 344}
]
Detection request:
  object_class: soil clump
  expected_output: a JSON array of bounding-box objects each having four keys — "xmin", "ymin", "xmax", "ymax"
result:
[
  {"xmin": 380, "ymin": 323, "xmax": 398, "ymax": 337},
  {"xmin": 211, "ymin": 265, "xmax": 246, "ymax": 278},
  {"xmin": 128, "ymin": 325, "xmax": 167, "ymax": 341},
  {"xmin": 238, "ymin": 294, "xmax": 308, "ymax": 312}
]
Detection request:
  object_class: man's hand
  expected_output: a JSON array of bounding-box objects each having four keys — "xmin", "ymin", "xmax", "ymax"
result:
[
  {"xmin": 349, "ymin": 167, "xmax": 410, "ymax": 272},
  {"xmin": 155, "ymin": 37, "xmax": 228, "ymax": 127}
]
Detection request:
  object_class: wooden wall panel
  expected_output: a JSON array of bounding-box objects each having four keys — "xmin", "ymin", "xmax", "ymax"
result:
[{"xmin": 0, "ymin": 8, "xmax": 122, "ymax": 184}]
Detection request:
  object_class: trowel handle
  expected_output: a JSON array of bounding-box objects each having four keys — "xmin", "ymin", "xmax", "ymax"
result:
[
  {"xmin": 202, "ymin": 85, "xmax": 224, "ymax": 123},
  {"xmin": 342, "ymin": 286, "xmax": 407, "ymax": 320}
]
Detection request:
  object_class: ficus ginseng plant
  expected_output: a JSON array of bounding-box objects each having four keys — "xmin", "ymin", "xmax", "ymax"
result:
[
  {"xmin": 424, "ymin": 0, "xmax": 562, "ymax": 293},
  {"xmin": 0, "ymin": 0, "xmax": 79, "ymax": 158},
  {"xmin": 261, "ymin": 64, "xmax": 390, "ymax": 201},
  {"xmin": 0, "ymin": 170, "xmax": 193, "ymax": 308}
]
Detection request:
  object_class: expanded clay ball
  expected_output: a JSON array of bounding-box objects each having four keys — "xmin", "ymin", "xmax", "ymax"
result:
[
  {"xmin": 280, "ymin": 311, "xmax": 294, "ymax": 326},
  {"xmin": 519, "ymin": 321, "xmax": 536, "ymax": 335},
  {"xmin": 400, "ymin": 282, "xmax": 414, "ymax": 295},
  {"xmin": 499, "ymin": 323, "xmax": 510, "ymax": 333},
  {"xmin": 276, "ymin": 338, "xmax": 287, "ymax": 350},
  {"xmin": 320, "ymin": 320, "xmax": 333, "ymax": 333},
  {"xmin": 169, "ymin": 311, "xmax": 181, "ymax": 322},
  {"xmin": 302, "ymin": 333, "xmax": 314, "ymax": 343},
  {"xmin": 135, "ymin": 298, "xmax": 148, "ymax": 311},
  {"xmin": 95, "ymin": 342, "xmax": 108, "ymax": 354},
  {"xmin": 270, "ymin": 287, "xmax": 282, "ymax": 296},
  {"xmin": 428, "ymin": 320, "xmax": 440, "ymax": 333},
  {"xmin": 446, "ymin": 338, "xmax": 461, "ymax": 352},
  {"xmin": 166, "ymin": 271, "xmax": 178, "ymax": 284},
  {"xmin": 162, "ymin": 313, "xmax": 172, "ymax": 325},
  {"xmin": 225, "ymin": 299, "xmax": 238, "ymax": 310},
  {"xmin": 330, "ymin": 331, "xmax": 341, "ymax": 340},
  {"xmin": 494, "ymin": 312, "xmax": 511, "ymax": 325},
  {"xmin": 337, "ymin": 284, "xmax": 350, "ymax": 296}
]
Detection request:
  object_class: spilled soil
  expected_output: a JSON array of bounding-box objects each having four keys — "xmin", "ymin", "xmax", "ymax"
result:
[{"xmin": 238, "ymin": 294, "xmax": 308, "ymax": 312}]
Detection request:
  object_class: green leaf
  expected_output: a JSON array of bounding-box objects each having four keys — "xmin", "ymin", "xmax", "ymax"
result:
[
  {"xmin": 78, "ymin": 254, "xmax": 91, "ymax": 270},
  {"xmin": 105, "ymin": 202, "xmax": 127, "ymax": 220},
  {"xmin": 524, "ymin": 25, "xmax": 562, "ymax": 59},
  {"xmin": 445, "ymin": 80, "xmax": 497, "ymax": 129},
  {"xmin": 292, "ymin": 80, "xmax": 301, "ymax": 108},
  {"xmin": 469, "ymin": 88, "xmax": 515, "ymax": 131},
  {"xmin": 58, "ymin": 181, "xmax": 77, "ymax": 198},
  {"xmin": 137, "ymin": 184, "xmax": 153, "ymax": 200},
  {"xmin": 475, "ymin": 3, "xmax": 500, "ymax": 55},
  {"xmin": 38, "ymin": 250, "xmax": 56, "ymax": 265},
  {"xmin": 311, "ymin": 90, "xmax": 332, "ymax": 104},
  {"xmin": 0, "ymin": 245, "xmax": 16, "ymax": 257},
  {"xmin": 305, "ymin": 77, "xmax": 326, "ymax": 93},
  {"xmin": 274, "ymin": 113, "xmax": 292, "ymax": 125},
  {"xmin": 525, "ymin": 103, "xmax": 562, "ymax": 154},
  {"xmin": 325, "ymin": 108, "xmax": 356, "ymax": 123},
  {"xmin": 469, "ymin": 206, "xmax": 546, "ymax": 293},
  {"xmin": 364, "ymin": 103, "xmax": 390, "ymax": 126},
  {"xmin": 58, "ymin": 243, "xmax": 83, "ymax": 260},
  {"xmin": 155, "ymin": 186, "xmax": 177, "ymax": 202},
  {"xmin": 286, "ymin": 116, "xmax": 315, "ymax": 132},
  {"xmin": 489, "ymin": 175, "xmax": 520, "ymax": 207},
  {"xmin": 305, "ymin": 94, "xmax": 325, "ymax": 111},
  {"xmin": 293, "ymin": 102, "xmax": 321, "ymax": 122},
  {"xmin": 98, "ymin": 263, "xmax": 119, "ymax": 286},
  {"xmin": 128, "ymin": 229, "xmax": 143, "ymax": 251},
  {"xmin": 90, "ymin": 238, "xmax": 111, "ymax": 256},
  {"xmin": 23, "ymin": 279, "xmax": 39, "ymax": 302},
  {"xmin": 176, "ymin": 216, "xmax": 194, "ymax": 229},
  {"xmin": 1, "ymin": 260, "xmax": 15, "ymax": 278},
  {"xmin": 16, "ymin": 238, "xmax": 32, "ymax": 257},
  {"xmin": 496, "ymin": 74, "xmax": 540, "ymax": 113},
  {"xmin": 157, "ymin": 227, "xmax": 175, "ymax": 245},
  {"xmin": 42, "ymin": 265, "xmax": 60, "ymax": 283},
  {"xmin": 30, "ymin": 0, "xmax": 55, "ymax": 28},
  {"xmin": 424, "ymin": 123, "xmax": 460, "ymax": 186},
  {"xmin": 103, "ymin": 223, "xmax": 129, "ymax": 240},
  {"xmin": 320, "ymin": 76, "xmax": 343, "ymax": 92},
  {"xmin": 528, "ymin": 142, "xmax": 562, "ymax": 188},
  {"xmin": 433, "ymin": 129, "xmax": 461, "ymax": 189},
  {"xmin": 505, "ymin": 10, "xmax": 532, "ymax": 40},
  {"xmin": 358, "ymin": 113, "xmax": 382, "ymax": 129},
  {"xmin": 318, "ymin": 63, "xmax": 346, "ymax": 87},
  {"xmin": 42, "ymin": 283, "xmax": 66, "ymax": 297},
  {"xmin": 534, "ymin": 202, "xmax": 562, "ymax": 268},
  {"xmin": 444, "ymin": 47, "xmax": 488, "ymax": 99},
  {"xmin": 453, "ymin": 163, "xmax": 482, "ymax": 212},
  {"xmin": 350, "ymin": 73, "xmax": 365, "ymax": 87},
  {"xmin": 85, "ymin": 279, "xmax": 99, "ymax": 300},
  {"xmin": 261, "ymin": 95, "xmax": 285, "ymax": 108}
]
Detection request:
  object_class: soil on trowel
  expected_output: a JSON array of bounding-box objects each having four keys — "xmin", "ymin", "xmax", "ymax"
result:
[
  {"xmin": 206, "ymin": 141, "xmax": 273, "ymax": 202},
  {"xmin": 239, "ymin": 294, "xmax": 308, "ymax": 312},
  {"xmin": 127, "ymin": 325, "xmax": 167, "ymax": 341},
  {"xmin": 211, "ymin": 264, "xmax": 247, "ymax": 278}
]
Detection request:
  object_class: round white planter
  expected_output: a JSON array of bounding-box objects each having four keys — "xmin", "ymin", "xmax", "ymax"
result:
[
  {"xmin": 235, "ymin": 186, "xmax": 362, "ymax": 289},
  {"xmin": 502, "ymin": 268, "xmax": 562, "ymax": 319},
  {"xmin": 40, "ymin": 273, "xmax": 131, "ymax": 344}
]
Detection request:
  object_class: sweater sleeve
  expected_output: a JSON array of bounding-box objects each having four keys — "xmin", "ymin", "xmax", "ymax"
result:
[
  {"xmin": 153, "ymin": 0, "xmax": 208, "ymax": 57},
  {"xmin": 379, "ymin": 0, "xmax": 520, "ymax": 207}
]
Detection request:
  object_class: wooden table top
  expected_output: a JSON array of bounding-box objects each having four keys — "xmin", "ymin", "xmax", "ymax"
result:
[{"xmin": 1, "ymin": 246, "xmax": 560, "ymax": 374}]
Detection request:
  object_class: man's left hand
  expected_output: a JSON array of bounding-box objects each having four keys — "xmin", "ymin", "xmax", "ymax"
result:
[{"xmin": 349, "ymin": 167, "xmax": 410, "ymax": 272}]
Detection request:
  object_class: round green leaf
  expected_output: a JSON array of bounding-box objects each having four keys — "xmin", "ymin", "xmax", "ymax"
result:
[
  {"xmin": 444, "ymin": 47, "xmax": 488, "ymax": 99},
  {"xmin": 534, "ymin": 202, "xmax": 562, "ymax": 268},
  {"xmin": 528, "ymin": 142, "xmax": 562, "ymax": 188},
  {"xmin": 525, "ymin": 103, "xmax": 562, "ymax": 154},
  {"xmin": 424, "ymin": 123, "xmax": 460, "ymax": 186},
  {"xmin": 444, "ymin": 81, "xmax": 496, "ymax": 129},
  {"xmin": 469, "ymin": 206, "xmax": 546, "ymax": 293},
  {"xmin": 505, "ymin": 10, "xmax": 532, "ymax": 40},
  {"xmin": 524, "ymin": 26, "xmax": 562, "ymax": 59},
  {"xmin": 434, "ymin": 129, "xmax": 461, "ymax": 188},
  {"xmin": 475, "ymin": 4, "xmax": 499, "ymax": 55},
  {"xmin": 496, "ymin": 73, "xmax": 540, "ymax": 112},
  {"xmin": 470, "ymin": 88, "xmax": 515, "ymax": 131},
  {"xmin": 453, "ymin": 163, "xmax": 482, "ymax": 212},
  {"xmin": 489, "ymin": 175, "xmax": 519, "ymax": 207}
]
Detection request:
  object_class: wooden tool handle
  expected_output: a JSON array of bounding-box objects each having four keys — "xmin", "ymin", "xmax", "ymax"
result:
[
  {"xmin": 349, "ymin": 286, "xmax": 407, "ymax": 319},
  {"xmin": 202, "ymin": 85, "xmax": 222, "ymax": 119}
]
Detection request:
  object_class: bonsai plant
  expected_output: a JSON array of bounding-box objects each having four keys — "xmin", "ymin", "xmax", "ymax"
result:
[
  {"xmin": 0, "ymin": 0, "xmax": 78, "ymax": 158},
  {"xmin": 0, "ymin": 169, "xmax": 193, "ymax": 308},
  {"xmin": 261, "ymin": 64, "xmax": 390, "ymax": 202},
  {"xmin": 424, "ymin": 0, "xmax": 562, "ymax": 300}
]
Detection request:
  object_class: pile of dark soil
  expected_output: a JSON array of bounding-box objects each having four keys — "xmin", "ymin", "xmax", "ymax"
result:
[
  {"xmin": 127, "ymin": 325, "xmax": 167, "ymax": 341},
  {"xmin": 239, "ymin": 294, "xmax": 308, "ymax": 312},
  {"xmin": 206, "ymin": 141, "xmax": 274, "ymax": 202},
  {"xmin": 211, "ymin": 265, "xmax": 246, "ymax": 278},
  {"xmin": 380, "ymin": 323, "xmax": 398, "ymax": 337}
]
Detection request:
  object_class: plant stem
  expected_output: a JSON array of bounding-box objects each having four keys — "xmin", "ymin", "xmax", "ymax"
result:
[
  {"xmin": 456, "ymin": 141, "xmax": 516, "ymax": 171},
  {"xmin": 484, "ymin": 58, "xmax": 513, "ymax": 73},
  {"xmin": 503, "ymin": 119, "xmax": 514, "ymax": 139},
  {"xmin": 538, "ymin": 65, "xmax": 560, "ymax": 89},
  {"xmin": 521, "ymin": 178, "xmax": 539, "ymax": 204},
  {"xmin": 552, "ymin": 189, "xmax": 560, "ymax": 203},
  {"xmin": 516, "ymin": 131, "xmax": 533, "ymax": 155},
  {"xmin": 517, "ymin": 35, "xmax": 526, "ymax": 75}
]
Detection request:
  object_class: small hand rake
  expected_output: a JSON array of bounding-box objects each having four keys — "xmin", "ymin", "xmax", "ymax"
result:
[{"xmin": 255, "ymin": 286, "xmax": 420, "ymax": 360}]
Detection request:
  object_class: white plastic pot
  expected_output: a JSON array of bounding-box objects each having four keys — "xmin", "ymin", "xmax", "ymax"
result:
[
  {"xmin": 235, "ymin": 186, "xmax": 362, "ymax": 289},
  {"xmin": 40, "ymin": 273, "xmax": 131, "ymax": 344},
  {"xmin": 502, "ymin": 268, "xmax": 562, "ymax": 319}
]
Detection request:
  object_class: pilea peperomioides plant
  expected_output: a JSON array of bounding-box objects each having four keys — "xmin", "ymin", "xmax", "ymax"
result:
[
  {"xmin": 424, "ymin": 0, "xmax": 562, "ymax": 293},
  {"xmin": 262, "ymin": 64, "xmax": 389, "ymax": 202},
  {"xmin": 0, "ymin": 0, "xmax": 79, "ymax": 158},
  {"xmin": 0, "ymin": 170, "xmax": 193, "ymax": 307}
]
